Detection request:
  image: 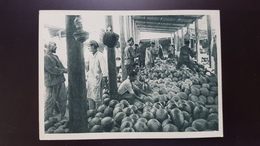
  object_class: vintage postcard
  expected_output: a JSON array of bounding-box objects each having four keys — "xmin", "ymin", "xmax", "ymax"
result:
[{"xmin": 39, "ymin": 10, "xmax": 222, "ymax": 140}]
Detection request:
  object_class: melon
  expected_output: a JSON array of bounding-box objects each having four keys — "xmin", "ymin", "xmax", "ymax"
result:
[
  {"xmin": 184, "ymin": 88, "xmax": 191, "ymax": 95},
  {"xmin": 110, "ymin": 126, "xmax": 120, "ymax": 132},
  {"xmin": 209, "ymin": 107, "xmax": 218, "ymax": 114},
  {"xmin": 144, "ymin": 96, "xmax": 154, "ymax": 103},
  {"xmin": 137, "ymin": 118, "xmax": 148, "ymax": 124},
  {"xmin": 169, "ymin": 108, "xmax": 184, "ymax": 129},
  {"xmin": 102, "ymin": 94, "xmax": 110, "ymax": 100},
  {"xmin": 87, "ymin": 109, "xmax": 97, "ymax": 118},
  {"xmin": 202, "ymin": 83, "xmax": 210, "ymax": 89},
  {"xmin": 162, "ymin": 124, "xmax": 178, "ymax": 132},
  {"xmin": 89, "ymin": 117, "xmax": 101, "ymax": 128},
  {"xmin": 129, "ymin": 105, "xmax": 138, "ymax": 113},
  {"xmin": 134, "ymin": 122, "xmax": 149, "ymax": 132},
  {"xmin": 186, "ymin": 101, "xmax": 196, "ymax": 112},
  {"xmin": 109, "ymin": 100, "xmax": 119, "ymax": 108},
  {"xmin": 113, "ymin": 107, "xmax": 123, "ymax": 117},
  {"xmin": 46, "ymin": 127, "xmax": 56, "ymax": 133},
  {"xmin": 159, "ymin": 87, "xmax": 168, "ymax": 94},
  {"xmin": 166, "ymin": 103, "xmax": 178, "ymax": 110},
  {"xmin": 181, "ymin": 120, "xmax": 190, "ymax": 132},
  {"xmin": 178, "ymin": 103, "xmax": 192, "ymax": 114},
  {"xmin": 101, "ymin": 117, "xmax": 114, "ymax": 132},
  {"xmin": 129, "ymin": 114, "xmax": 139, "ymax": 123},
  {"xmin": 114, "ymin": 112, "xmax": 127, "ymax": 125},
  {"xmin": 207, "ymin": 113, "xmax": 218, "ymax": 121},
  {"xmin": 191, "ymin": 87, "xmax": 200, "ymax": 96},
  {"xmin": 198, "ymin": 95, "xmax": 207, "ymax": 104},
  {"xmin": 95, "ymin": 112, "xmax": 105, "ymax": 118},
  {"xmin": 177, "ymin": 92, "xmax": 188, "ymax": 100},
  {"xmin": 103, "ymin": 107, "xmax": 113, "ymax": 117},
  {"xmin": 120, "ymin": 121, "xmax": 133, "ymax": 131},
  {"xmin": 114, "ymin": 103, "xmax": 124, "ymax": 109},
  {"xmin": 208, "ymin": 91, "xmax": 217, "ymax": 97},
  {"xmin": 200, "ymin": 87, "xmax": 209, "ymax": 96},
  {"xmin": 147, "ymin": 119, "xmax": 162, "ymax": 132},
  {"xmin": 214, "ymin": 96, "xmax": 218, "ymax": 104},
  {"xmin": 142, "ymin": 111, "xmax": 154, "ymax": 120},
  {"xmin": 185, "ymin": 127, "xmax": 198, "ymax": 132},
  {"xmin": 162, "ymin": 119, "xmax": 172, "ymax": 127},
  {"xmin": 97, "ymin": 104, "xmax": 107, "ymax": 113},
  {"xmin": 123, "ymin": 107, "xmax": 134, "ymax": 116},
  {"xmin": 190, "ymin": 95, "xmax": 199, "ymax": 102},
  {"xmin": 54, "ymin": 128, "xmax": 65, "ymax": 133},
  {"xmin": 153, "ymin": 102, "xmax": 163, "ymax": 109},
  {"xmin": 193, "ymin": 105, "xmax": 208, "ymax": 119},
  {"xmin": 150, "ymin": 108, "xmax": 157, "ymax": 117},
  {"xmin": 134, "ymin": 102, "xmax": 144, "ymax": 111},
  {"xmin": 122, "ymin": 117, "xmax": 135, "ymax": 124},
  {"xmin": 103, "ymin": 98, "xmax": 111, "ymax": 106},
  {"xmin": 121, "ymin": 127, "xmax": 135, "ymax": 132},
  {"xmin": 158, "ymin": 95, "xmax": 168, "ymax": 102},
  {"xmin": 210, "ymin": 86, "xmax": 218, "ymax": 92},
  {"xmin": 171, "ymin": 95, "xmax": 181, "ymax": 102},
  {"xmin": 182, "ymin": 111, "xmax": 191, "ymax": 122},
  {"xmin": 155, "ymin": 109, "xmax": 168, "ymax": 123},
  {"xmin": 207, "ymin": 96, "xmax": 215, "ymax": 105},
  {"xmin": 199, "ymin": 76, "xmax": 207, "ymax": 85},
  {"xmin": 208, "ymin": 120, "xmax": 218, "ymax": 131},
  {"xmin": 192, "ymin": 119, "xmax": 208, "ymax": 131},
  {"xmin": 120, "ymin": 99, "xmax": 130, "ymax": 107}
]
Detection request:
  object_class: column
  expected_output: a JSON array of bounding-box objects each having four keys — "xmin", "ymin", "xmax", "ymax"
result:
[
  {"xmin": 105, "ymin": 16, "xmax": 118, "ymax": 99},
  {"xmin": 66, "ymin": 15, "xmax": 88, "ymax": 133},
  {"xmin": 119, "ymin": 16, "xmax": 127, "ymax": 81},
  {"xmin": 195, "ymin": 18, "xmax": 199, "ymax": 62},
  {"xmin": 207, "ymin": 15, "xmax": 212, "ymax": 68}
]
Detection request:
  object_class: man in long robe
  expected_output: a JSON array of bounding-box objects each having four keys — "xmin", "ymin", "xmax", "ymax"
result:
[
  {"xmin": 176, "ymin": 40, "xmax": 195, "ymax": 70},
  {"xmin": 86, "ymin": 40, "xmax": 108, "ymax": 107}
]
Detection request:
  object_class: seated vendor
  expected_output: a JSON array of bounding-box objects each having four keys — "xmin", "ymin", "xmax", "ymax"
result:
[{"xmin": 118, "ymin": 71, "xmax": 148, "ymax": 104}]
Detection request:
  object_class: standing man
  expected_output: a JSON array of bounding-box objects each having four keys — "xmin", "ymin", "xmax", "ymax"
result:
[
  {"xmin": 124, "ymin": 37, "xmax": 136, "ymax": 76},
  {"xmin": 150, "ymin": 42, "xmax": 158, "ymax": 67},
  {"xmin": 145, "ymin": 43, "xmax": 153, "ymax": 69},
  {"xmin": 176, "ymin": 40, "xmax": 195, "ymax": 70},
  {"xmin": 138, "ymin": 41, "xmax": 146, "ymax": 68},
  {"xmin": 169, "ymin": 44, "xmax": 175, "ymax": 57},
  {"xmin": 86, "ymin": 40, "xmax": 108, "ymax": 107},
  {"xmin": 44, "ymin": 41, "xmax": 67, "ymax": 121}
]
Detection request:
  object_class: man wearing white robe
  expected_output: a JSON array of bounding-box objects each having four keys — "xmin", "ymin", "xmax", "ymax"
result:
[{"xmin": 85, "ymin": 40, "xmax": 108, "ymax": 107}]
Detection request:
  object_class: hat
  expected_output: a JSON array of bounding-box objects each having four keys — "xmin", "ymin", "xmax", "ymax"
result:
[
  {"xmin": 89, "ymin": 40, "xmax": 99, "ymax": 48},
  {"xmin": 150, "ymin": 42, "xmax": 155, "ymax": 44}
]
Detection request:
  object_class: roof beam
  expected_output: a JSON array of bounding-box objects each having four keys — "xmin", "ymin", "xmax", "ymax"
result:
[
  {"xmin": 137, "ymin": 25, "xmax": 180, "ymax": 31},
  {"xmin": 135, "ymin": 21, "xmax": 185, "ymax": 27}
]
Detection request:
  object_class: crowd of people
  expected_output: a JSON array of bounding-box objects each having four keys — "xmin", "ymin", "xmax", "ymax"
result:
[{"xmin": 44, "ymin": 35, "xmax": 217, "ymax": 121}]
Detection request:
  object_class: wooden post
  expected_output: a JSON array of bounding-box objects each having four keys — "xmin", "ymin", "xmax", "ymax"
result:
[
  {"xmin": 119, "ymin": 16, "xmax": 127, "ymax": 81},
  {"xmin": 170, "ymin": 33, "xmax": 173, "ymax": 44},
  {"xmin": 195, "ymin": 19, "xmax": 199, "ymax": 62},
  {"xmin": 125, "ymin": 16, "xmax": 130, "ymax": 41},
  {"xmin": 66, "ymin": 15, "xmax": 88, "ymax": 133},
  {"xmin": 105, "ymin": 16, "xmax": 118, "ymax": 99},
  {"xmin": 181, "ymin": 27, "xmax": 184, "ymax": 46},
  {"xmin": 187, "ymin": 24, "xmax": 191, "ymax": 48},
  {"xmin": 174, "ymin": 31, "xmax": 177, "ymax": 55},
  {"xmin": 207, "ymin": 15, "xmax": 212, "ymax": 68}
]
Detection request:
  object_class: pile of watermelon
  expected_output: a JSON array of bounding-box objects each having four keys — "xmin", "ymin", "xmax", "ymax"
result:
[
  {"xmin": 45, "ymin": 58, "xmax": 219, "ymax": 133},
  {"xmin": 45, "ymin": 117, "xmax": 70, "ymax": 133}
]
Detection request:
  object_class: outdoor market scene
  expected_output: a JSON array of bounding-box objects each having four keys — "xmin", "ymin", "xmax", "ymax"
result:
[{"xmin": 42, "ymin": 13, "xmax": 220, "ymax": 134}]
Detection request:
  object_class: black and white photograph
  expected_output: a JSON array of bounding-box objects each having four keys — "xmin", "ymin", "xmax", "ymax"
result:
[{"xmin": 39, "ymin": 10, "xmax": 222, "ymax": 140}]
